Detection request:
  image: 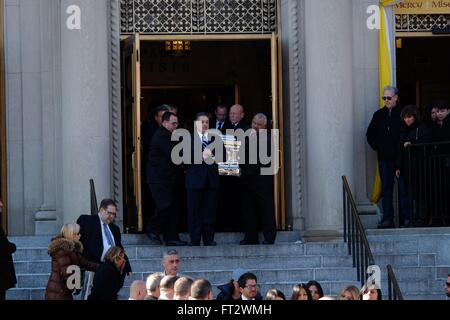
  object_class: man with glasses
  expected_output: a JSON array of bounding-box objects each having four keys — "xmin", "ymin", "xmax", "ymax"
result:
[
  {"xmin": 77, "ymin": 198, "xmax": 132, "ymax": 299},
  {"xmin": 367, "ymin": 86, "xmax": 409, "ymax": 229},
  {"xmin": 238, "ymin": 272, "xmax": 262, "ymax": 300}
]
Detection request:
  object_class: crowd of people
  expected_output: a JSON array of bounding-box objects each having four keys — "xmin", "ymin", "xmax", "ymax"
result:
[
  {"xmin": 366, "ymin": 86, "xmax": 450, "ymax": 228},
  {"xmin": 142, "ymin": 103, "xmax": 277, "ymax": 246}
]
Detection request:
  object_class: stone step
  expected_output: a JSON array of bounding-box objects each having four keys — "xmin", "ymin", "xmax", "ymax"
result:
[
  {"xmin": 13, "ymin": 255, "xmax": 355, "ymax": 275},
  {"xmin": 13, "ymin": 266, "xmax": 358, "ymax": 290},
  {"xmin": 373, "ymin": 253, "xmax": 435, "ymax": 268},
  {"xmin": 13, "ymin": 242, "xmax": 354, "ymax": 262},
  {"xmin": 8, "ymin": 231, "xmax": 302, "ymax": 247}
]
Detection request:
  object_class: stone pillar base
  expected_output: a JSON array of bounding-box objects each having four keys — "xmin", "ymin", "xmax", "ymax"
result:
[
  {"xmin": 358, "ymin": 203, "xmax": 381, "ymax": 229},
  {"xmin": 303, "ymin": 229, "xmax": 342, "ymax": 242},
  {"xmin": 35, "ymin": 210, "xmax": 58, "ymax": 235}
]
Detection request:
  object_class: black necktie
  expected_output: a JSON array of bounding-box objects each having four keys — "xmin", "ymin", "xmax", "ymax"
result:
[{"xmin": 217, "ymin": 122, "xmax": 223, "ymax": 130}]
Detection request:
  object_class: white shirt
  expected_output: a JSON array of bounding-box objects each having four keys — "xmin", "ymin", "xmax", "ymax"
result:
[
  {"xmin": 197, "ymin": 131, "xmax": 208, "ymax": 142},
  {"xmin": 241, "ymin": 295, "xmax": 255, "ymax": 301},
  {"xmin": 99, "ymin": 215, "xmax": 115, "ymax": 261}
]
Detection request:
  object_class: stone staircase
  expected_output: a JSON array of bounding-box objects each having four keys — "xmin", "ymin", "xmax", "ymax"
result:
[{"xmin": 6, "ymin": 229, "xmax": 450, "ymax": 300}]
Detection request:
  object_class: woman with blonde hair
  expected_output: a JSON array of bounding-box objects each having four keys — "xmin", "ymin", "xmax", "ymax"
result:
[
  {"xmin": 88, "ymin": 246, "xmax": 126, "ymax": 300},
  {"xmin": 337, "ymin": 285, "xmax": 360, "ymax": 300},
  {"xmin": 45, "ymin": 223, "xmax": 99, "ymax": 300}
]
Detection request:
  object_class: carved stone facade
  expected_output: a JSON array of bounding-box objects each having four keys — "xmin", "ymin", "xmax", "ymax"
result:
[
  {"xmin": 120, "ymin": 0, "xmax": 277, "ymax": 34},
  {"xmin": 4, "ymin": 0, "xmax": 383, "ymax": 236}
]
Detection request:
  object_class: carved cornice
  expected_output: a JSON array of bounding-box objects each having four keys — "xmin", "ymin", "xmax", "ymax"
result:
[{"xmin": 289, "ymin": 0, "xmax": 306, "ymax": 227}]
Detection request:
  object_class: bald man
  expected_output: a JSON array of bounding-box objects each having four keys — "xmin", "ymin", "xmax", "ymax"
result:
[
  {"xmin": 229, "ymin": 104, "xmax": 250, "ymax": 131},
  {"xmin": 129, "ymin": 280, "xmax": 147, "ymax": 300}
]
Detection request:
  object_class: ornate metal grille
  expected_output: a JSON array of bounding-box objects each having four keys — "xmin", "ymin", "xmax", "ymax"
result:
[
  {"xmin": 120, "ymin": 0, "xmax": 277, "ymax": 34},
  {"xmin": 396, "ymin": 14, "xmax": 450, "ymax": 32}
]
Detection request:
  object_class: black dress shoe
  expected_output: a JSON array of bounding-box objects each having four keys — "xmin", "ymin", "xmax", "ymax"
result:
[
  {"xmin": 239, "ymin": 240, "xmax": 259, "ymax": 245},
  {"xmin": 146, "ymin": 233, "xmax": 162, "ymax": 245},
  {"xmin": 204, "ymin": 241, "xmax": 217, "ymax": 246},
  {"xmin": 188, "ymin": 242, "xmax": 200, "ymax": 246},
  {"xmin": 378, "ymin": 220, "xmax": 394, "ymax": 229},
  {"xmin": 262, "ymin": 240, "xmax": 274, "ymax": 245},
  {"xmin": 166, "ymin": 240, "xmax": 188, "ymax": 246}
]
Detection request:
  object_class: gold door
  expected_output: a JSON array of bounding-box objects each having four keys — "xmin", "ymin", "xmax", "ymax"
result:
[{"xmin": 121, "ymin": 34, "xmax": 143, "ymax": 232}]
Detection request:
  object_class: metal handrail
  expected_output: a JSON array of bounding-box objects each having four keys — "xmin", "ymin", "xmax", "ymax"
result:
[
  {"xmin": 342, "ymin": 176, "xmax": 375, "ymax": 286},
  {"xmin": 90, "ymin": 179, "xmax": 98, "ymax": 215},
  {"xmin": 387, "ymin": 264, "xmax": 404, "ymax": 300},
  {"xmin": 342, "ymin": 176, "xmax": 404, "ymax": 299}
]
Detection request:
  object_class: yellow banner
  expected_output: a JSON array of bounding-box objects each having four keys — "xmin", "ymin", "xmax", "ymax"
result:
[{"xmin": 395, "ymin": 0, "xmax": 450, "ymax": 14}]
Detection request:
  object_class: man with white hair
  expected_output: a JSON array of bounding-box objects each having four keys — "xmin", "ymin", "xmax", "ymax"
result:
[
  {"xmin": 129, "ymin": 280, "xmax": 147, "ymax": 300},
  {"xmin": 240, "ymin": 113, "xmax": 277, "ymax": 245},
  {"xmin": 145, "ymin": 272, "xmax": 163, "ymax": 300},
  {"xmin": 229, "ymin": 104, "xmax": 250, "ymax": 131},
  {"xmin": 367, "ymin": 86, "xmax": 409, "ymax": 229}
]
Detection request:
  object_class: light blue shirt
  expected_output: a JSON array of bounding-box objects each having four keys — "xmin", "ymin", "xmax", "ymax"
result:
[{"xmin": 98, "ymin": 215, "xmax": 115, "ymax": 261}]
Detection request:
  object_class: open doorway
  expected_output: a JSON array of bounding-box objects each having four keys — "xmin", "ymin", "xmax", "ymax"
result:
[
  {"xmin": 397, "ymin": 37, "xmax": 450, "ymax": 113},
  {"xmin": 120, "ymin": 35, "xmax": 284, "ymax": 233}
]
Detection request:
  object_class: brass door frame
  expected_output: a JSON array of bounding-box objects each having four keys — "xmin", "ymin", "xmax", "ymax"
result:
[
  {"xmin": 121, "ymin": 34, "xmax": 143, "ymax": 232},
  {"xmin": 132, "ymin": 34, "xmax": 143, "ymax": 232},
  {"xmin": 124, "ymin": 32, "xmax": 286, "ymax": 230},
  {"xmin": 0, "ymin": 0, "xmax": 7, "ymax": 233}
]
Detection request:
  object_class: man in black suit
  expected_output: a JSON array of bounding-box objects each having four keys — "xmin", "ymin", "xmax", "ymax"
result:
[
  {"xmin": 185, "ymin": 113, "xmax": 220, "ymax": 246},
  {"xmin": 240, "ymin": 113, "xmax": 277, "ymax": 245},
  {"xmin": 217, "ymin": 104, "xmax": 250, "ymax": 231},
  {"xmin": 146, "ymin": 112, "xmax": 187, "ymax": 246},
  {"xmin": 141, "ymin": 105, "xmax": 170, "ymax": 233},
  {"xmin": 229, "ymin": 104, "xmax": 250, "ymax": 131},
  {"xmin": 210, "ymin": 104, "xmax": 230, "ymax": 134},
  {"xmin": 77, "ymin": 198, "xmax": 132, "ymax": 299}
]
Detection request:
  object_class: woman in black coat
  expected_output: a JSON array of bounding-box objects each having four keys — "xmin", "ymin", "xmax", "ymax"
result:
[
  {"xmin": 88, "ymin": 246, "xmax": 126, "ymax": 300},
  {"xmin": 0, "ymin": 201, "xmax": 17, "ymax": 300}
]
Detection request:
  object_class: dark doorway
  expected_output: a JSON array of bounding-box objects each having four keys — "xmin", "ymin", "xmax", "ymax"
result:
[
  {"xmin": 397, "ymin": 37, "xmax": 450, "ymax": 114},
  {"xmin": 121, "ymin": 38, "xmax": 275, "ymax": 233}
]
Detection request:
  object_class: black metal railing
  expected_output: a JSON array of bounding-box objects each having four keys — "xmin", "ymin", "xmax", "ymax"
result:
[
  {"xmin": 387, "ymin": 264, "xmax": 404, "ymax": 300},
  {"xmin": 342, "ymin": 176, "xmax": 404, "ymax": 299},
  {"xmin": 404, "ymin": 141, "xmax": 450, "ymax": 227},
  {"xmin": 342, "ymin": 176, "xmax": 375, "ymax": 287},
  {"xmin": 90, "ymin": 179, "xmax": 98, "ymax": 215}
]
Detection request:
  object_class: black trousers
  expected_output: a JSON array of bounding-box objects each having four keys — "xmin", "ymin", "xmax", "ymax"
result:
[
  {"xmin": 186, "ymin": 187, "xmax": 218, "ymax": 244},
  {"xmin": 0, "ymin": 290, "xmax": 5, "ymax": 300},
  {"xmin": 242, "ymin": 177, "xmax": 277, "ymax": 243},
  {"xmin": 147, "ymin": 183, "xmax": 179, "ymax": 241}
]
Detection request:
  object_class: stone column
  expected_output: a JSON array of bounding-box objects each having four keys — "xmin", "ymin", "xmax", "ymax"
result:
[
  {"xmin": 304, "ymin": 0, "xmax": 354, "ymax": 238},
  {"xmin": 60, "ymin": 0, "xmax": 111, "ymax": 224}
]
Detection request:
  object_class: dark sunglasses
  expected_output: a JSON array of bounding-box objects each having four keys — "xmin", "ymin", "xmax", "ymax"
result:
[
  {"xmin": 382, "ymin": 96, "xmax": 394, "ymax": 101},
  {"xmin": 446, "ymin": 282, "xmax": 450, "ymax": 286}
]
